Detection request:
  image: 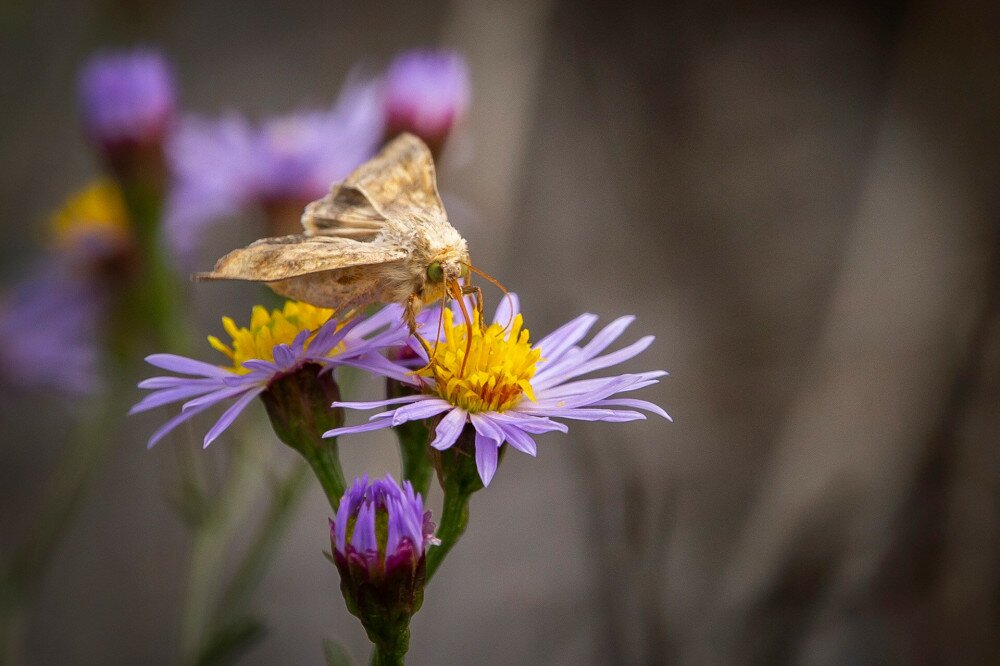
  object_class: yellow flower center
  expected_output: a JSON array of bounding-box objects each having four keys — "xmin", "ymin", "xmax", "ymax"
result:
[
  {"xmin": 208, "ymin": 301, "xmax": 338, "ymax": 374},
  {"xmin": 418, "ymin": 308, "xmax": 540, "ymax": 413},
  {"xmin": 50, "ymin": 179, "xmax": 131, "ymax": 250}
]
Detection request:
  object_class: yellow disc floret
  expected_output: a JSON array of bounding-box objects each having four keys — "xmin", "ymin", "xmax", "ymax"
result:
[
  {"xmin": 208, "ymin": 301, "xmax": 337, "ymax": 373},
  {"xmin": 418, "ymin": 308, "xmax": 541, "ymax": 413},
  {"xmin": 50, "ymin": 179, "xmax": 131, "ymax": 250}
]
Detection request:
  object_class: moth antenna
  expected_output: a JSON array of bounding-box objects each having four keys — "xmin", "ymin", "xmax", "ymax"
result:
[
  {"xmin": 462, "ymin": 262, "xmax": 515, "ymax": 330},
  {"xmin": 449, "ymin": 279, "xmax": 474, "ymax": 376}
]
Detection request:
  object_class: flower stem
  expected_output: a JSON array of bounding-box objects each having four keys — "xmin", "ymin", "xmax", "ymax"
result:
[
  {"xmin": 425, "ymin": 424, "xmax": 482, "ymax": 581},
  {"xmin": 387, "ymin": 378, "xmax": 433, "ymax": 497},
  {"xmin": 299, "ymin": 438, "xmax": 346, "ymax": 512},
  {"xmin": 370, "ymin": 637, "xmax": 408, "ymax": 666}
]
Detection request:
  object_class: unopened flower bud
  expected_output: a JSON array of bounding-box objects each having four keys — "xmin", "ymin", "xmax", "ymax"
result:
[{"xmin": 330, "ymin": 475, "xmax": 436, "ymax": 660}]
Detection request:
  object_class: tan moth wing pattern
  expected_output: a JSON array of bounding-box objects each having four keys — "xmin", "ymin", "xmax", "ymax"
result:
[
  {"xmin": 196, "ymin": 132, "xmax": 469, "ymax": 321},
  {"xmin": 301, "ymin": 132, "xmax": 449, "ymax": 238}
]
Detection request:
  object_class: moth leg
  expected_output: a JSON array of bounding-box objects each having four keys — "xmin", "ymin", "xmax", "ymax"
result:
[
  {"xmin": 404, "ymin": 293, "xmax": 435, "ymax": 361},
  {"xmin": 460, "ymin": 284, "xmax": 485, "ymax": 330}
]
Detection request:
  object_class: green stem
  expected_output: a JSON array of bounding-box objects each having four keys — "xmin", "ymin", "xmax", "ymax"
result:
[
  {"xmin": 425, "ymin": 487, "xmax": 471, "ymax": 581},
  {"xmin": 394, "ymin": 422, "xmax": 432, "ymax": 498},
  {"xmin": 179, "ymin": 435, "xmax": 263, "ymax": 665},
  {"xmin": 387, "ymin": 378, "xmax": 432, "ymax": 497},
  {"xmin": 299, "ymin": 438, "xmax": 346, "ymax": 513},
  {"xmin": 370, "ymin": 635, "xmax": 408, "ymax": 666}
]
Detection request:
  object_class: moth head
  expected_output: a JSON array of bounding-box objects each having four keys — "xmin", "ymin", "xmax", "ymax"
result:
[{"xmin": 426, "ymin": 259, "xmax": 469, "ymax": 284}]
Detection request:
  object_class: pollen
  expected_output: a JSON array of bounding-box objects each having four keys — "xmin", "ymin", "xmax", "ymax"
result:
[
  {"xmin": 208, "ymin": 300, "xmax": 337, "ymax": 373},
  {"xmin": 50, "ymin": 179, "xmax": 131, "ymax": 250},
  {"xmin": 418, "ymin": 307, "xmax": 540, "ymax": 413}
]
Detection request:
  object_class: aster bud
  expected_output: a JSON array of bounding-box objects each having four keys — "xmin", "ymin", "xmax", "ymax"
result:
[
  {"xmin": 330, "ymin": 475, "xmax": 436, "ymax": 662},
  {"xmin": 77, "ymin": 49, "xmax": 176, "ymax": 192},
  {"xmin": 383, "ymin": 49, "xmax": 470, "ymax": 158}
]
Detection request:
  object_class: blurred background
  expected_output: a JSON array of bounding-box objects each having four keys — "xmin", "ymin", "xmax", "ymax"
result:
[{"xmin": 2, "ymin": 0, "xmax": 1000, "ymax": 663}]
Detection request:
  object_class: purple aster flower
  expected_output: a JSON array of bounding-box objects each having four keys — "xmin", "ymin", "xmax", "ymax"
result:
[
  {"xmin": 325, "ymin": 295, "xmax": 670, "ymax": 486},
  {"xmin": 77, "ymin": 48, "xmax": 176, "ymax": 148},
  {"xmin": 164, "ymin": 76, "xmax": 382, "ymax": 260},
  {"xmin": 383, "ymin": 49, "xmax": 470, "ymax": 156},
  {"xmin": 131, "ymin": 301, "xmax": 409, "ymax": 448},
  {"xmin": 0, "ymin": 260, "xmax": 104, "ymax": 395},
  {"xmin": 330, "ymin": 474, "xmax": 435, "ymax": 656}
]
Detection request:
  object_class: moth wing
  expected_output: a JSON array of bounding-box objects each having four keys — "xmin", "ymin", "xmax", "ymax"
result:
[
  {"xmin": 194, "ymin": 235, "xmax": 407, "ymax": 282},
  {"xmin": 301, "ymin": 132, "xmax": 452, "ymax": 238}
]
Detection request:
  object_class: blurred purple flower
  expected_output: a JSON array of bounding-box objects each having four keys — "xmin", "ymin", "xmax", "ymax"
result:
[
  {"xmin": 131, "ymin": 302, "xmax": 409, "ymax": 448},
  {"xmin": 0, "ymin": 262, "xmax": 104, "ymax": 394},
  {"xmin": 383, "ymin": 49, "xmax": 470, "ymax": 155},
  {"xmin": 325, "ymin": 295, "xmax": 670, "ymax": 486},
  {"xmin": 77, "ymin": 48, "xmax": 176, "ymax": 148},
  {"xmin": 164, "ymin": 76, "xmax": 382, "ymax": 261}
]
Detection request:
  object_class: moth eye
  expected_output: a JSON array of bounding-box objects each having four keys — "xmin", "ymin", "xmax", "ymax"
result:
[
  {"xmin": 427, "ymin": 262, "xmax": 444, "ymax": 282},
  {"xmin": 458, "ymin": 264, "xmax": 469, "ymax": 278}
]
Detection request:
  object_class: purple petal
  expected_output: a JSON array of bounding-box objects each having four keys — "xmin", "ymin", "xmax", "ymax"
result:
[
  {"xmin": 351, "ymin": 502, "xmax": 378, "ymax": 554},
  {"xmin": 496, "ymin": 423, "xmax": 538, "ymax": 456},
  {"xmin": 138, "ymin": 376, "xmax": 221, "ymax": 389},
  {"xmin": 129, "ymin": 383, "xmax": 222, "ymax": 415},
  {"xmin": 146, "ymin": 398, "xmax": 218, "ymax": 448},
  {"xmin": 391, "ymin": 398, "xmax": 452, "ymax": 426},
  {"xmin": 332, "ymin": 394, "xmax": 425, "ymax": 410},
  {"xmin": 492, "ymin": 293, "xmax": 520, "ymax": 328},
  {"xmin": 430, "ymin": 407, "xmax": 467, "ymax": 450},
  {"xmin": 203, "ymin": 387, "xmax": 263, "ymax": 447},
  {"xmin": 272, "ymin": 344, "xmax": 296, "ymax": 369},
  {"xmin": 551, "ymin": 335, "xmax": 655, "ymax": 384},
  {"xmin": 470, "ymin": 413, "xmax": 505, "ymax": 444},
  {"xmin": 324, "ymin": 418, "xmax": 395, "ymax": 438},
  {"xmin": 490, "ymin": 412, "xmax": 569, "ymax": 434},
  {"xmin": 145, "ymin": 353, "xmax": 230, "ymax": 377},
  {"xmin": 474, "ymin": 430, "xmax": 500, "ymax": 487},
  {"xmin": 339, "ymin": 355, "xmax": 417, "ymax": 383},
  {"xmin": 182, "ymin": 385, "xmax": 252, "ymax": 411},
  {"xmin": 521, "ymin": 407, "xmax": 646, "ymax": 422},
  {"xmin": 533, "ymin": 313, "xmax": 599, "ymax": 364},
  {"xmin": 592, "ymin": 398, "xmax": 671, "ymax": 420}
]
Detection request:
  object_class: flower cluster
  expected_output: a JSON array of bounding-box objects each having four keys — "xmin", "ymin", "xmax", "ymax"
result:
[{"xmin": 113, "ymin": 43, "xmax": 669, "ymax": 664}]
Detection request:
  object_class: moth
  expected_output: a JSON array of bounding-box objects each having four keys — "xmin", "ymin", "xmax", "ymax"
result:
[{"xmin": 196, "ymin": 132, "xmax": 481, "ymax": 337}]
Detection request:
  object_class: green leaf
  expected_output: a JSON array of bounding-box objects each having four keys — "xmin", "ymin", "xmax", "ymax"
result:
[{"xmin": 323, "ymin": 638, "xmax": 356, "ymax": 666}]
